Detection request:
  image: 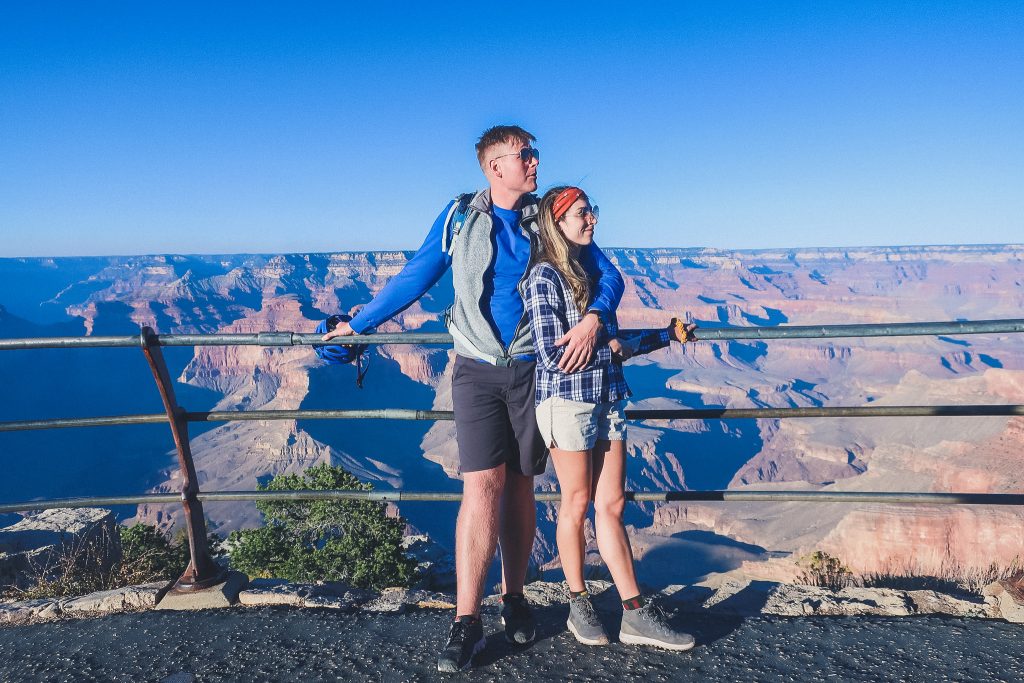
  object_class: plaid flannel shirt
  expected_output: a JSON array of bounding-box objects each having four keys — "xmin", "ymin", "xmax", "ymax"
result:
[{"xmin": 525, "ymin": 262, "xmax": 671, "ymax": 405}]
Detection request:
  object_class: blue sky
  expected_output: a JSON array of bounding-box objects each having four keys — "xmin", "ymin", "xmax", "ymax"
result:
[{"xmin": 1, "ymin": 2, "xmax": 1021, "ymax": 256}]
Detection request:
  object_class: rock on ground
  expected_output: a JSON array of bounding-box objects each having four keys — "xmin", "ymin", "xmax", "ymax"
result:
[
  {"xmin": 0, "ymin": 582, "xmax": 169, "ymax": 626},
  {"xmin": 0, "ymin": 508, "xmax": 120, "ymax": 591}
]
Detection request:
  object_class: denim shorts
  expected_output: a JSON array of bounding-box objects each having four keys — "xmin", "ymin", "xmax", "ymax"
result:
[{"xmin": 535, "ymin": 396, "xmax": 628, "ymax": 452}]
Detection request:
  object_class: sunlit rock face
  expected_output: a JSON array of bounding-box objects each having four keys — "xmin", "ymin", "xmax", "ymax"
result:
[{"xmin": 2, "ymin": 244, "xmax": 1024, "ymax": 580}]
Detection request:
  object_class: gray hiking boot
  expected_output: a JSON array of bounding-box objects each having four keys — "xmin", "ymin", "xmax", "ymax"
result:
[
  {"xmin": 567, "ymin": 595, "xmax": 610, "ymax": 645},
  {"xmin": 619, "ymin": 600, "xmax": 695, "ymax": 651}
]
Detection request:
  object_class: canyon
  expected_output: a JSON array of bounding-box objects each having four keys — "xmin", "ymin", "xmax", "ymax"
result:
[{"xmin": 2, "ymin": 244, "xmax": 1023, "ymax": 584}]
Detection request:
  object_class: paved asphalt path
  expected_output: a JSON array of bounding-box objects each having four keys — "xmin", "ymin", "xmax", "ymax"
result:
[{"xmin": 1, "ymin": 604, "xmax": 1022, "ymax": 682}]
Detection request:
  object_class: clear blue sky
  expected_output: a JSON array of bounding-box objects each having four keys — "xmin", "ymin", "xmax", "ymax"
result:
[{"xmin": 1, "ymin": 2, "xmax": 1021, "ymax": 257}]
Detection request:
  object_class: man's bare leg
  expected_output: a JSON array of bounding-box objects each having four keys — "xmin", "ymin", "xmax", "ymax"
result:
[
  {"xmin": 498, "ymin": 469, "xmax": 536, "ymax": 595},
  {"xmin": 455, "ymin": 466, "xmax": 505, "ymax": 617}
]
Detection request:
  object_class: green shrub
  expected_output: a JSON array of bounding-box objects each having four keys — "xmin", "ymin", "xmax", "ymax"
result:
[
  {"xmin": 119, "ymin": 523, "xmax": 224, "ymax": 585},
  {"xmin": 227, "ymin": 463, "xmax": 414, "ymax": 589}
]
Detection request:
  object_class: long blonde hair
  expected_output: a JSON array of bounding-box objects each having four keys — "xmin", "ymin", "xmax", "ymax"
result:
[{"xmin": 536, "ymin": 186, "xmax": 592, "ymax": 315}]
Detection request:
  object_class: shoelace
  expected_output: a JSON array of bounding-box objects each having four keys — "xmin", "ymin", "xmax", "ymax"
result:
[
  {"xmin": 573, "ymin": 598, "xmax": 601, "ymax": 626},
  {"xmin": 639, "ymin": 601, "xmax": 677, "ymax": 635},
  {"xmin": 446, "ymin": 621, "xmax": 467, "ymax": 646}
]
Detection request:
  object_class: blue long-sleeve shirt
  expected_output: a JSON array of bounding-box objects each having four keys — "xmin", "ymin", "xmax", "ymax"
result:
[{"xmin": 348, "ymin": 200, "xmax": 624, "ymax": 341}]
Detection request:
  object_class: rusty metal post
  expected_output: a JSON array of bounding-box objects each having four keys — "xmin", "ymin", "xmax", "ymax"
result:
[{"xmin": 140, "ymin": 327, "xmax": 225, "ymax": 590}]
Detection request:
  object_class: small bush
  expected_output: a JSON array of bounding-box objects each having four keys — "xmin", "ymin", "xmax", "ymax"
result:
[
  {"xmin": 118, "ymin": 523, "xmax": 225, "ymax": 586},
  {"xmin": 228, "ymin": 463, "xmax": 414, "ymax": 589},
  {"xmin": 796, "ymin": 550, "xmax": 854, "ymax": 590}
]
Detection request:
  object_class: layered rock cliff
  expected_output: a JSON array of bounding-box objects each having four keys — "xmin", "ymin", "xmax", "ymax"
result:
[{"xmin": 2, "ymin": 244, "xmax": 1023, "ymax": 580}]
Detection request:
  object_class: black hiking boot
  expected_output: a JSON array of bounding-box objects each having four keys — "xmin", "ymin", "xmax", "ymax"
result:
[
  {"xmin": 437, "ymin": 616, "xmax": 486, "ymax": 673},
  {"xmin": 500, "ymin": 593, "xmax": 536, "ymax": 645}
]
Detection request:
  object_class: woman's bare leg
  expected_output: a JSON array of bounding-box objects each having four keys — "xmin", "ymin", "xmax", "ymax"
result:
[
  {"xmin": 591, "ymin": 438, "xmax": 640, "ymax": 599},
  {"xmin": 549, "ymin": 447, "xmax": 592, "ymax": 593}
]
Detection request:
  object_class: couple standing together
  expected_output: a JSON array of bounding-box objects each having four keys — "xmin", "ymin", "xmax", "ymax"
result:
[{"xmin": 322, "ymin": 125, "xmax": 697, "ymax": 672}]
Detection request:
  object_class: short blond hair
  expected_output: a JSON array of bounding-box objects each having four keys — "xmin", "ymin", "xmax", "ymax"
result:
[{"xmin": 475, "ymin": 125, "xmax": 536, "ymax": 167}]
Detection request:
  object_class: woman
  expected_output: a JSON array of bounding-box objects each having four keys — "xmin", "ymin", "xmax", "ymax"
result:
[{"xmin": 524, "ymin": 186, "xmax": 697, "ymax": 651}]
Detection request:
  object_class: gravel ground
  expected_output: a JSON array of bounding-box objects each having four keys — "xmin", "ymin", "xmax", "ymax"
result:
[{"xmin": 1, "ymin": 605, "xmax": 1022, "ymax": 682}]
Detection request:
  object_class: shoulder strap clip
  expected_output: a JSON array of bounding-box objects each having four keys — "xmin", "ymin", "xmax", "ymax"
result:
[{"xmin": 441, "ymin": 193, "xmax": 474, "ymax": 256}]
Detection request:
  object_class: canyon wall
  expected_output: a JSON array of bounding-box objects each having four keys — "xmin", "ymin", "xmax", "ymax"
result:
[{"xmin": 2, "ymin": 245, "xmax": 1023, "ymax": 579}]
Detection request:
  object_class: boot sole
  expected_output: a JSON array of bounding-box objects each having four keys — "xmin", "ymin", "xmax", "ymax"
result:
[
  {"xmin": 619, "ymin": 631, "xmax": 695, "ymax": 651},
  {"xmin": 437, "ymin": 636, "xmax": 486, "ymax": 672},
  {"xmin": 567, "ymin": 619, "xmax": 610, "ymax": 646}
]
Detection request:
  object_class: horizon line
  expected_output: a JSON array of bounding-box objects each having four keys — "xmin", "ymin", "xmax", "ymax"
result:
[{"xmin": 2, "ymin": 242, "xmax": 1023, "ymax": 261}]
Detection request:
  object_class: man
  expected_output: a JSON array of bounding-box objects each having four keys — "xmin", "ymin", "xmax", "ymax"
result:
[{"xmin": 323, "ymin": 125, "xmax": 624, "ymax": 672}]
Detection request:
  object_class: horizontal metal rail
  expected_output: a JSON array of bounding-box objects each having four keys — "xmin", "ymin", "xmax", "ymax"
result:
[
  {"xmin": 0, "ymin": 414, "xmax": 170, "ymax": 431},
  {"xmin": 4, "ymin": 404, "xmax": 1023, "ymax": 432},
  {"xmin": 2, "ymin": 318, "xmax": 1024, "ymax": 351},
  {"xmin": 4, "ymin": 489, "xmax": 1024, "ymax": 514}
]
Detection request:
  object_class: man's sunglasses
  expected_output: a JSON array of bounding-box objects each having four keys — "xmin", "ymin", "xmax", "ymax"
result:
[{"xmin": 490, "ymin": 147, "xmax": 540, "ymax": 164}]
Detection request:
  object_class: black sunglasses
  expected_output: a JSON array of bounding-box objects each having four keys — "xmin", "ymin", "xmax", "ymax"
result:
[{"xmin": 490, "ymin": 147, "xmax": 540, "ymax": 163}]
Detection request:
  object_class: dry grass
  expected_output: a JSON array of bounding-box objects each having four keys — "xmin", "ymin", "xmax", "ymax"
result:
[
  {"xmin": 1, "ymin": 522, "xmax": 120, "ymax": 601},
  {"xmin": 860, "ymin": 557, "xmax": 1023, "ymax": 595},
  {"xmin": 1, "ymin": 523, "xmax": 220, "ymax": 602},
  {"xmin": 796, "ymin": 550, "xmax": 1022, "ymax": 596}
]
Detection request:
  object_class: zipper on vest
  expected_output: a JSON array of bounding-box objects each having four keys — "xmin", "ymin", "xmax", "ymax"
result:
[{"xmin": 505, "ymin": 229, "xmax": 537, "ymax": 360}]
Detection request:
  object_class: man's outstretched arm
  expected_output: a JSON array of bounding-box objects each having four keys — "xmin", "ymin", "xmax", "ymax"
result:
[
  {"xmin": 582, "ymin": 242, "xmax": 624, "ymax": 316},
  {"xmin": 555, "ymin": 242, "xmax": 624, "ymax": 372},
  {"xmin": 323, "ymin": 202, "xmax": 454, "ymax": 339}
]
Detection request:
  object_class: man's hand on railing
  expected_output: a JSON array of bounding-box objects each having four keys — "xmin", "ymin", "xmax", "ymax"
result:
[{"xmin": 322, "ymin": 320, "xmax": 355, "ymax": 341}]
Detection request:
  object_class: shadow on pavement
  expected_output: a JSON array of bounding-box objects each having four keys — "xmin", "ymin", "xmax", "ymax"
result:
[
  {"xmin": 473, "ymin": 592, "xmax": 749, "ymax": 667},
  {"xmin": 473, "ymin": 603, "xmax": 568, "ymax": 667}
]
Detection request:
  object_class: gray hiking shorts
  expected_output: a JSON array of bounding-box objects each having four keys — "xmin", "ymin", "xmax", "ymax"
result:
[{"xmin": 451, "ymin": 354, "xmax": 548, "ymax": 476}]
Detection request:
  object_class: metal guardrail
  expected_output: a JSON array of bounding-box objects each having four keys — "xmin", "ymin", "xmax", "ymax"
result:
[
  {"xmin": 4, "ymin": 405, "xmax": 1024, "ymax": 432},
  {"xmin": 2, "ymin": 319, "xmax": 1024, "ymax": 592},
  {"xmin": 2, "ymin": 318, "xmax": 1024, "ymax": 351},
  {"xmin": 4, "ymin": 489, "xmax": 1024, "ymax": 515}
]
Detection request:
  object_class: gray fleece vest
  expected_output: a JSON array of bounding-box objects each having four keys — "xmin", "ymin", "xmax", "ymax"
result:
[{"xmin": 443, "ymin": 188, "xmax": 540, "ymax": 364}]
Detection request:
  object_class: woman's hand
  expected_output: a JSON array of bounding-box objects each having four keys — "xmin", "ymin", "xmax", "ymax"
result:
[
  {"xmin": 670, "ymin": 318, "xmax": 698, "ymax": 343},
  {"xmin": 608, "ymin": 337, "xmax": 633, "ymax": 361}
]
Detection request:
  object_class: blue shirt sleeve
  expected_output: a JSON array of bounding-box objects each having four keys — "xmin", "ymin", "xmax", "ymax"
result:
[
  {"xmin": 579, "ymin": 243, "xmax": 624, "ymax": 316},
  {"xmin": 348, "ymin": 202, "xmax": 455, "ymax": 334}
]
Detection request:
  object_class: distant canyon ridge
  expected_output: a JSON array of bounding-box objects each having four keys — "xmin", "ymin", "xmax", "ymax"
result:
[{"xmin": 1, "ymin": 245, "xmax": 1023, "ymax": 584}]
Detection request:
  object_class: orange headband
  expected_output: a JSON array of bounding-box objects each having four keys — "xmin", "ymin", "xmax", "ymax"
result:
[{"xmin": 551, "ymin": 187, "xmax": 584, "ymax": 221}]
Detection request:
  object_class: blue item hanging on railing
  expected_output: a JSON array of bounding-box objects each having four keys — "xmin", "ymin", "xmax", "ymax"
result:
[{"xmin": 313, "ymin": 315, "xmax": 370, "ymax": 388}]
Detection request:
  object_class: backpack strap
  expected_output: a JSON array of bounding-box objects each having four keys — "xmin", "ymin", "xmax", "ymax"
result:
[{"xmin": 440, "ymin": 193, "xmax": 475, "ymax": 256}]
